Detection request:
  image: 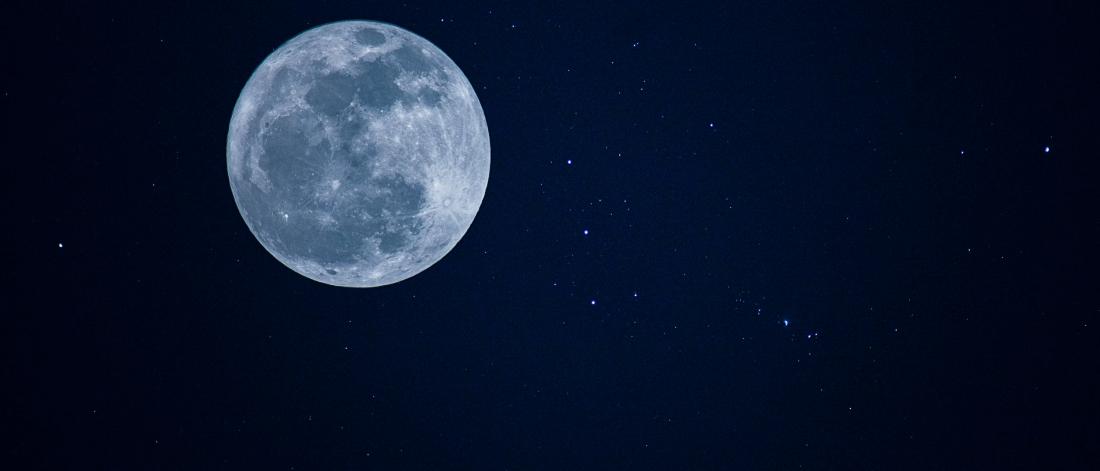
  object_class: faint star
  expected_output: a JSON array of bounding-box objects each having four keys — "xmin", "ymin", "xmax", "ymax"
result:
[
  {"xmin": 590, "ymin": 299, "xmax": 597, "ymax": 305},
  {"xmin": 783, "ymin": 319, "xmax": 790, "ymax": 327}
]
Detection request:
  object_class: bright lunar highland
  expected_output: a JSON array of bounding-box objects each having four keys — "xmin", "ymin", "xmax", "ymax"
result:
[{"xmin": 227, "ymin": 21, "xmax": 490, "ymax": 287}]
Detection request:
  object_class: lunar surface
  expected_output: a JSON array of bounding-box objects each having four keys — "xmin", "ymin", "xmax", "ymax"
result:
[{"xmin": 227, "ymin": 21, "xmax": 490, "ymax": 287}]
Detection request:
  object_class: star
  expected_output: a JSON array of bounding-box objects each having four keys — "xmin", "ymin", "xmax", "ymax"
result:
[
  {"xmin": 1043, "ymin": 146, "xmax": 1051, "ymax": 153},
  {"xmin": 783, "ymin": 319, "xmax": 790, "ymax": 327}
]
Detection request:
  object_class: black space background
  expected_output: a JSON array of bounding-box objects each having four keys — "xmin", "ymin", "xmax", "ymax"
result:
[{"xmin": 3, "ymin": 0, "xmax": 1098, "ymax": 469}]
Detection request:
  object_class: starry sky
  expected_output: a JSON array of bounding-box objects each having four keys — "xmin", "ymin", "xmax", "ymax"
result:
[{"xmin": 5, "ymin": 0, "xmax": 1098, "ymax": 469}]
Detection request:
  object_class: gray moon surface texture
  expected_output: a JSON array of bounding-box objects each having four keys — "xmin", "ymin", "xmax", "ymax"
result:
[{"xmin": 227, "ymin": 21, "xmax": 490, "ymax": 287}]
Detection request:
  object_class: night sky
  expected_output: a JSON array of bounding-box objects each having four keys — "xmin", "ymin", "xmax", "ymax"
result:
[{"xmin": 6, "ymin": 0, "xmax": 1098, "ymax": 469}]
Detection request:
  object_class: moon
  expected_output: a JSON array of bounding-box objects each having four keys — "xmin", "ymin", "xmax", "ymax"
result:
[{"xmin": 227, "ymin": 21, "xmax": 490, "ymax": 287}]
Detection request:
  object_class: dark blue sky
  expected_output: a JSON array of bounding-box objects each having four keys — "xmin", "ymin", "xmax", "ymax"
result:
[{"xmin": 6, "ymin": 0, "xmax": 1097, "ymax": 469}]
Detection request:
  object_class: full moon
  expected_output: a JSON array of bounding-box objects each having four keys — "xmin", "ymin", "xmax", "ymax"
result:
[{"xmin": 227, "ymin": 21, "xmax": 490, "ymax": 287}]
